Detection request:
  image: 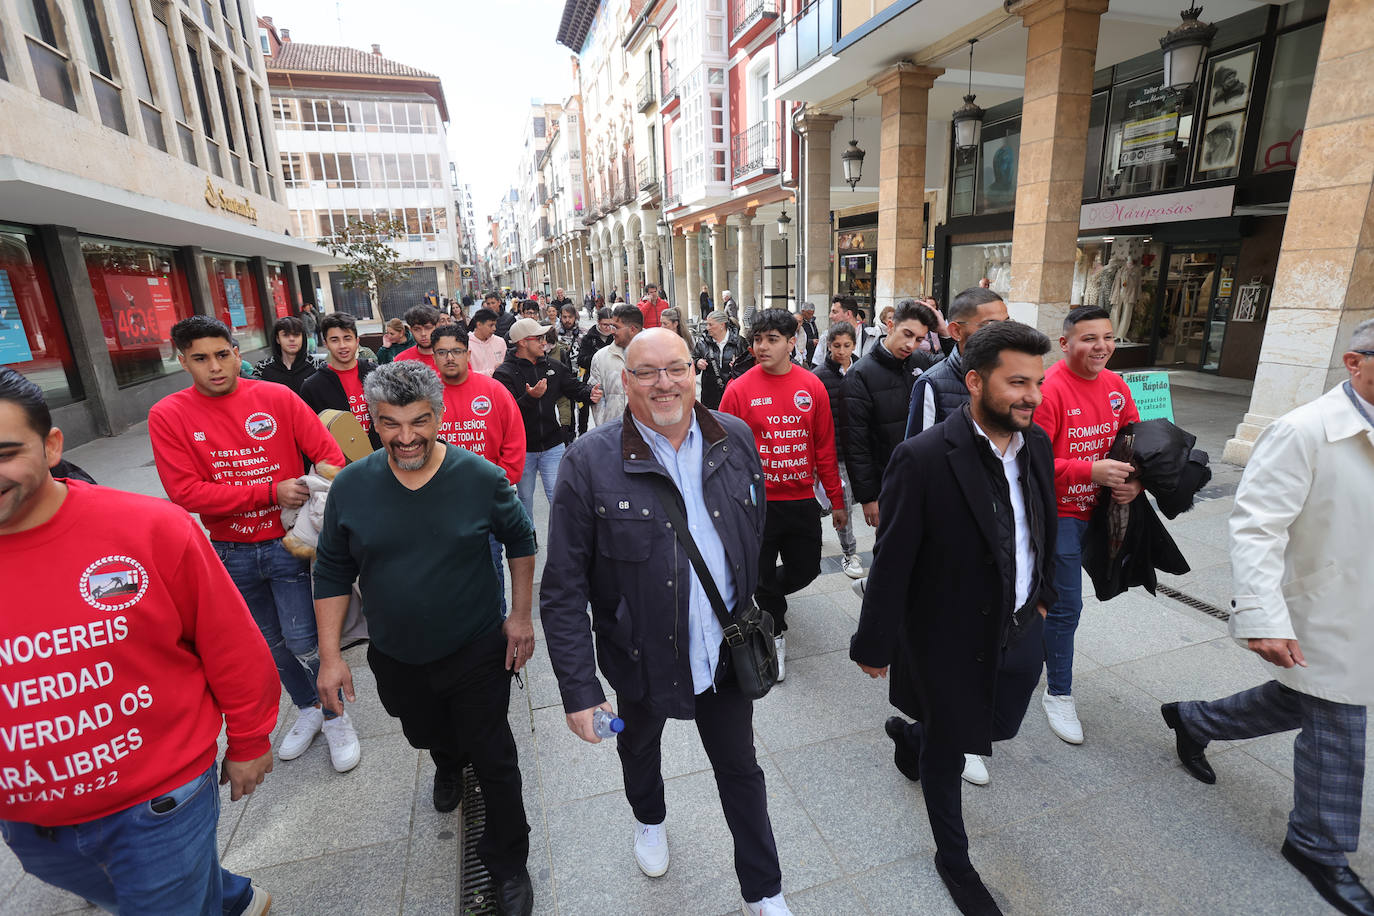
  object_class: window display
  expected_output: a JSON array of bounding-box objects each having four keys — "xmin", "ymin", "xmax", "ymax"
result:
[
  {"xmin": 81, "ymin": 237, "xmax": 196, "ymax": 388},
  {"xmin": 1255, "ymin": 23, "xmax": 1322, "ymax": 173},
  {"xmin": 948, "ymin": 243, "xmax": 1012, "ymax": 299},
  {"xmin": 1, "ymin": 229, "xmax": 83, "ymax": 405},
  {"xmin": 203, "ymin": 254, "xmax": 266, "ymax": 350},
  {"xmin": 1101, "ymin": 74, "xmax": 1192, "ymax": 198}
]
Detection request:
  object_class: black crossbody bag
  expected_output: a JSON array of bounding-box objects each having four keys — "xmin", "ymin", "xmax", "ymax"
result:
[{"xmin": 644, "ymin": 474, "xmax": 778, "ymax": 701}]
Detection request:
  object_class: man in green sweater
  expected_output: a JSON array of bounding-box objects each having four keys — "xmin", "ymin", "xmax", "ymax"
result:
[{"xmin": 312, "ymin": 361, "xmax": 538, "ymax": 916}]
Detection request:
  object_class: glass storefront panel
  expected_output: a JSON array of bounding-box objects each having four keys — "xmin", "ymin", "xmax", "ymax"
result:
[
  {"xmin": 1102, "ymin": 74, "xmax": 1192, "ymax": 198},
  {"xmin": 1255, "ymin": 23, "xmax": 1323, "ymax": 173},
  {"xmin": 835, "ymin": 226, "xmax": 877, "ymax": 312},
  {"xmin": 977, "ymin": 119, "xmax": 1020, "ymax": 215},
  {"xmin": 203, "ymin": 253, "xmax": 265, "ymax": 350},
  {"xmin": 1, "ymin": 228, "xmax": 83, "ymax": 406},
  {"xmin": 265, "ymin": 261, "xmax": 292, "ymax": 318},
  {"xmin": 1074, "ymin": 236, "xmax": 1163, "ymax": 347},
  {"xmin": 948, "ymin": 242, "xmax": 1013, "ymax": 299},
  {"xmin": 81, "ymin": 237, "xmax": 196, "ymax": 388}
]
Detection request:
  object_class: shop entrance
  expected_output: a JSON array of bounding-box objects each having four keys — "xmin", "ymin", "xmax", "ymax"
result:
[
  {"xmin": 837, "ymin": 251, "xmax": 875, "ymax": 312},
  {"xmin": 1152, "ymin": 247, "xmax": 1238, "ymax": 373}
]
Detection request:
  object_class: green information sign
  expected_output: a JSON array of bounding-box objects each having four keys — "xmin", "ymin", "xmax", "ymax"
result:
[{"xmin": 1122, "ymin": 370, "xmax": 1175, "ymax": 423}]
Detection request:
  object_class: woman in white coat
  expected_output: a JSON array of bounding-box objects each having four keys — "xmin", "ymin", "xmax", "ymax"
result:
[{"xmin": 1161, "ymin": 318, "xmax": 1374, "ymax": 916}]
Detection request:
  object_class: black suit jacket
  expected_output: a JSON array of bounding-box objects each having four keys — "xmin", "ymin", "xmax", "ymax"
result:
[{"xmin": 850, "ymin": 409, "xmax": 1058, "ymax": 754}]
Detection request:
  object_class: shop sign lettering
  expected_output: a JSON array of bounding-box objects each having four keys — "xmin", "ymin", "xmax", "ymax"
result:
[
  {"xmin": 1122, "ymin": 371, "xmax": 1175, "ymax": 423},
  {"xmin": 1080, "ymin": 187, "xmax": 1234, "ymax": 230},
  {"xmin": 204, "ymin": 179, "xmax": 258, "ymax": 222}
]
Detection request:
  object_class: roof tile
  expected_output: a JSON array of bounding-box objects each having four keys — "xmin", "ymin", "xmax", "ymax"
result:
[{"xmin": 266, "ymin": 42, "xmax": 437, "ymax": 79}]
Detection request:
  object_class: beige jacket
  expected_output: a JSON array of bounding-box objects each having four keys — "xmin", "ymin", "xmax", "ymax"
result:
[
  {"xmin": 588, "ymin": 343, "xmax": 627, "ymax": 427},
  {"xmin": 1228, "ymin": 384, "xmax": 1374, "ymax": 705}
]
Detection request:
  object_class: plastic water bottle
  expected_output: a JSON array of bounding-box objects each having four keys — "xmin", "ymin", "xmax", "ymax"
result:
[{"xmin": 593, "ymin": 709, "xmax": 624, "ymax": 739}]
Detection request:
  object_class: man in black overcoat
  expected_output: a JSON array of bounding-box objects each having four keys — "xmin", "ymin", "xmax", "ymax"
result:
[{"xmin": 850, "ymin": 321, "xmax": 1060, "ymax": 916}]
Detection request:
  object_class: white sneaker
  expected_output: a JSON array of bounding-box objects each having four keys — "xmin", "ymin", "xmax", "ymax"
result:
[
  {"xmin": 1043, "ymin": 693, "xmax": 1084, "ymax": 745},
  {"xmin": 841, "ymin": 554, "xmax": 865, "ymax": 579},
  {"xmin": 961, "ymin": 754, "xmax": 989, "ymax": 786},
  {"xmin": 851, "ymin": 577, "xmax": 866, "ymax": 599},
  {"xmin": 278, "ymin": 705, "xmax": 324, "ymax": 760},
  {"xmin": 321, "ymin": 711, "xmax": 361, "ymax": 772},
  {"xmin": 633, "ymin": 820, "xmax": 669, "ymax": 877},
  {"xmin": 243, "ymin": 885, "xmax": 271, "ymax": 916},
  {"xmin": 742, "ymin": 892, "xmax": 794, "ymax": 915},
  {"xmin": 774, "ymin": 635, "xmax": 786, "ymax": 683}
]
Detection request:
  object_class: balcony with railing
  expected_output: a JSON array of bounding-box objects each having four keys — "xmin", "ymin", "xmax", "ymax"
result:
[
  {"xmin": 636, "ymin": 72, "xmax": 655, "ymax": 112},
  {"xmin": 660, "ymin": 62, "xmax": 680, "ymax": 111},
  {"xmin": 637, "ymin": 156, "xmax": 659, "ymax": 193},
  {"xmin": 731, "ymin": 121, "xmax": 781, "ymax": 182},
  {"xmin": 731, "ymin": 0, "xmax": 779, "ymax": 45},
  {"xmin": 663, "ymin": 169, "xmax": 681, "ymax": 209},
  {"xmin": 776, "ymin": 0, "xmax": 833, "ymax": 85}
]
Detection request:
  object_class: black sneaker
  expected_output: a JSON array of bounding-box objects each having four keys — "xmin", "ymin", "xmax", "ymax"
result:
[{"xmin": 432, "ymin": 768, "xmax": 463, "ymax": 813}]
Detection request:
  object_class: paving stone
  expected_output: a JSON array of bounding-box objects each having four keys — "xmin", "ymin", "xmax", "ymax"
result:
[
  {"xmin": 849, "ymin": 854, "xmax": 965, "ymax": 916},
  {"xmin": 750, "ymin": 649, "xmax": 894, "ymax": 754},
  {"xmin": 1109, "ymin": 637, "xmax": 1267, "ymax": 707},
  {"xmin": 242, "ymin": 839, "xmax": 408, "ymax": 915},
  {"xmin": 0, "ymin": 873, "xmax": 93, "ymax": 916},
  {"xmin": 1075, "ymin": 589, "xmax": 1226, "ymax": 667},
  {"xmin": 774, "ymin": 592, "xmax": 859, "ymax": 662}
]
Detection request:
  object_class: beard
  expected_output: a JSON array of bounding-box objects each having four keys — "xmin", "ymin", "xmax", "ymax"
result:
[
  {"xmin": 977, "ymin": 389, "xmax": 1036, "ymax": 435},
  {"xmin": 649, "ymin": 401, "xmax": 685, "ymax": 426},
  {"xmin": 388, "ymin": 439, "xmax": 432, "ymax": 471}
]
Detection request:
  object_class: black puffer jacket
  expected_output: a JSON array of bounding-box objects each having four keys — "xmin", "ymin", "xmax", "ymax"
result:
[
  {"xmin": 692, "ymin": 329, "xmax": 747, "ymax": 409},
  {"xmin": 495, "ymin": 309, "xmax": 518, "ymax": 341},
  {"xmin": 842, "ymin": 343, "xmax": 934, "ymax": 504},
  {"xmin": 254, "ymin": 354, "xmax": 321, "ymax": 395},
  {"xmin": 812, "ymin": 356, "xmax": 851, "ymax": 457},
  {"xmin": 493, "ymin": 350, "xmax": 595, "ymax": 452}
]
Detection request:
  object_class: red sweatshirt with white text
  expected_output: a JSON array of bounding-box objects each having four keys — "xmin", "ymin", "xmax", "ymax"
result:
[
  {"xmin": 0, "ymin": 482, "xmax": 279, "ymax": 826},
  {"xmin": 439, "ymin": 372, "xmax": 527, "ymax": 484},
  {"xmin": 719, "ymin": 363, "xmax": 844, "ymax": 506},
  {"xmin": 148, "ymin": 378, "xmax": 345, "ymax": 541},
  {"xmin": 1034, "ymin": 360, "xmax": 1140, "ymax": 520}
]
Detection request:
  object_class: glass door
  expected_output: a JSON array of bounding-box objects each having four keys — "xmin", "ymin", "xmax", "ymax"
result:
[
  {"xmin": 838, "ymin": 251, "xmax": 875, "ymax": 313},
  {"xmin": 1152, "ymin": 247, "xmax": 1238, "ymax": 372}
]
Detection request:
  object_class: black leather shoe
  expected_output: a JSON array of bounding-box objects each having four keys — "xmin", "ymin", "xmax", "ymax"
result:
[
  {"xmin": 495, "ymin": 868, "xmax": 534, "ymax": 916},
  {"xmin": 432, "ymin": 768, "xmax": 463, "ymax": 813},
  {"xmin": 1161, "ymin": 702, "xmax": 1216, "ymax": 784},
  {"xmin": 934, "ymin": 856, "xmax": 1003, "ymax": 916},
  {"xmin": 1283, "ymin": 840, "xmax": 1374, "ymax": 916},
  {"xmin": 885, "ymin": 716, "xmax": 920, "ymax": 782}
]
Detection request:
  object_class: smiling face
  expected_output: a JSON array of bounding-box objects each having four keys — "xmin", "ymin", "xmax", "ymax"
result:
[
  {"xmin": 324, "ymin": 327, "xmax": 358, "ymax": 369},
  {"xmin": 1061, "ymin": 318, "xmax": 1116, "ymax": 380},
  {"xmin": 967, "ymin": 350, "xmax": 1046, "ymax": 436},
  {"xmin": 177, "ymin": 335, "xmax": 240, "ymax": 397},
  {"xmin": 0, "ymin": 402, "xmax": 63, "ymax": 533},
  {"xmin": 625, "ymin": 329, "xmax": 695, "ymax": 430},
  {"xmin": 374, "ymin": 398, "xmax": 439, "ymax": 471}
]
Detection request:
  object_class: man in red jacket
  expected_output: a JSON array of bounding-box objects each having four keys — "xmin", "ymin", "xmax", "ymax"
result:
[
  {"xmin": 720, "ymin": 309, "xmax": 847, "ymax": 681},
  {"xmin": 638, "ymin": 283, "xmax": 669, "ymax": 328},
  {"xmin": 0, "ymin": 368, "xmax": 278, "ymax": 915},
  {"xmin": 149, "ymin": 316, "xmax": 361, "ymax": 774},
  {"xmin": 1034, "ymin": 306, "xmax": 1141, "ymax": 746}
]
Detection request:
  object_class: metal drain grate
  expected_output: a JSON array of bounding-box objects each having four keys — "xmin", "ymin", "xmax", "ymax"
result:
[
  {"xmin": 1156, "ymin": 583, "xmax": 1231, "ymax": 622},
  {"xmin": 458, "ymin": 766, "xmax": 497, "ymax": 915}
]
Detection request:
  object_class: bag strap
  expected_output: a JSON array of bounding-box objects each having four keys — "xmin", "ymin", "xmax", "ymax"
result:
[{"xmin": 642, "ymin": 473, "xmax": 746, "ymax": 645}]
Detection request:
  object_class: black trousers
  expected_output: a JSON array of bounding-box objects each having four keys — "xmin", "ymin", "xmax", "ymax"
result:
[
  {"xmin": 618, "ymin": 688, "xmax": 782, "ymax": 902},
  {"xmin": 904, "ymin": 615, "xmax": 1045, "ymax": 874},
  {"xmin": 754, "ymin": 498, "xmax": 822, "ymax": 634},
  {"xmin": 367, "ymin": 630, "xmax": 530, "ymax": 881}
]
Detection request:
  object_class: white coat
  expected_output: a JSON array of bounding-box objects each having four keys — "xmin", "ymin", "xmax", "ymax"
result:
[
  {"xmin": 1228, "ymin": 383, "xmax": 1374, "ymax": 705},
  {"xmin": 587, "ymin": 342, "xmax": 627, "ymax": 427}
]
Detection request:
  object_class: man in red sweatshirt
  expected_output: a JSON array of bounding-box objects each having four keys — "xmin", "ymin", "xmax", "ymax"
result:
[
  {"xmin": 395, "ymin": 304, "xmax": 442, "ymax": 374},
  {"xmin": 1034, "ymin": 305, "xmax": 1141, "ymax": 746},
  {"xmin": 149, "ymin": 316, "xmax": 361, "ymax": 773},
  {"xmin": 0, "ymin": 368, "xmax": 278, "ymax": 914},
  {"xmin": 434, "ymin": 323, "xmax": 526, "ymax": 618},
  {"xmin": 720, "ymin": 308, "xmax": 847, "ymax": 681}
]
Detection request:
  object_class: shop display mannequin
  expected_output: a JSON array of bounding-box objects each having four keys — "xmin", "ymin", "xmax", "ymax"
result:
[{"xmin": 1110, "ymin": 239, "xmax": 1144, "ymax": 342}]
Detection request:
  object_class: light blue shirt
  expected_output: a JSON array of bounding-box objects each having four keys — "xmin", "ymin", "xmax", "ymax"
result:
[{"xmin": 632, "ymin": 413, "xmax": 735, "ymax": 694}]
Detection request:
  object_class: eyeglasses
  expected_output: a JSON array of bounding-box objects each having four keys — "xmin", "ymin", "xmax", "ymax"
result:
[
  {"xmin": 628, "ymin": 361, "xmax": 693, "ymax": 385},
  {"xmin": 1355, "ymin": 349, "xmax": 1374, "ymax": 358},
  {"xmin": 434, "ymin": 347, "xmax": 468, "ymax": 359}
]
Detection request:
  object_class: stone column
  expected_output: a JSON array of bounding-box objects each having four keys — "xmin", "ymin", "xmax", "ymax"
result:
[
  {"xmin": 578, "ymin": 237, "xmax": 592, "ymax": 299},
  {"xmin": 1224, "ymin": 0, "xmax": 1374, "ymax": 463},
  {"xmin": 868, "ymin": 63, "xmax": 943, "ymax": 317},
  {"xmin": 1006, "ymin": 0, "xmax": 1109, "ymax": 339},
  {"xmin": 672, "ymin": 230, "xmax": 689, "ymax": 315},
  {"xmin": 626, "ymin": 238, "xmax": 641, "ymax": 301},
  {"xmin": 710, "ymin": 222, "xmax": 729, "ymax": 306},
  {"xmin": 612, "ymin": 242, "xmax": 626, "ymax": 301},
  {"xmin": 684, "ymin": 230, "xmax": 702, "ymax": 319},
  {"xmin": 641, "ymin": 214, "xmax": 661, "ymax": 292},
  {"xmin": 736, "ymin": 212, "xmax": 757, "ymax": 319},
  {"xmin": 798, "ymin": 114, "xmax": 841, "ymax": 314}
]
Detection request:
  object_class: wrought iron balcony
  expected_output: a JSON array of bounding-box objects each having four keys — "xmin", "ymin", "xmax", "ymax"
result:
[
  {"xmin": 637, "ymin": 156, "xmax": 659, "ymax": 193},
  {"xmin": 661, "ymin": 62, "xmax": 679, "ymax": 107},
  {"xmin": 731, "ymin": 120, "xmax": 781, "ymax": 181},
  {"xmin": 636, "ymin": 72, "xmax": 655, "ymax": 112},
  {"xmin": 663, "ymin": 169, "xmax": 680, "ymax": 209},
  {"xmin": 731, "ymin": 0, "xmax": 779, "ymax": 42}
]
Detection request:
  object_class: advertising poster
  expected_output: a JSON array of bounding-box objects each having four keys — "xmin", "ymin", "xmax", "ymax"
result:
[
  {"xmin": 105, "ymin": 275, "xmax": 175, "ymax": 348},
  {"xmin": 223, "ymin": 277, "xmax": 247, "ymax": 326},
  {"xmin": 0, "ymin": 270, "xmax": 35, "ymax": 365},
  {"xmin": 272, "ymin": 278, "xmax": 291, "ymax": 318},
  {"xmin": 1122, "ymin": 370, "xmax": 1175, "ymax": 423}
]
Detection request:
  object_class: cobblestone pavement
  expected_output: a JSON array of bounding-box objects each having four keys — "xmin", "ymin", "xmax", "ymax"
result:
[{"xmin": 2, "ymin": 388, "xmax": 1354, "ymax": 915}]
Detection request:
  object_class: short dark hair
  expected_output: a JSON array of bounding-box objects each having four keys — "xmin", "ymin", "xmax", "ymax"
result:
[
  {"xmin": 826, "ymin": 320, "xmax": 856, "ymax": 346},
  {"xmin": 0, "ymin": 367, "xmax": 51, "ymax": 437},
  {"xmin": 596, "ymin": 307, "xmax": 613, "ymax": 321},
  {"xmin": 948, "ymin": 287, "xmax": 1004, "ymax": 324},
  {"xmin": 750, "ymin": 308, "xmax": 798, "ymax": 341},
  {"xmin": 836, "ymin": 296, "xmax": 859, "ymax": 316},
  {"xmin": 644, "ymin": 282, "xmax": 657, "ymax": 291},
  {"xmin": 894, "ymin": 299, "xmax": 938, "ymax": 332},
  {"xmin": 520, "ymin": 299, "xmax": 541, "ymax": 314},
  {"xmin": 431, "ymin": 324, "xmax": 469, "ymax": 348},
  {"xmin": 273, "ymin": 315, "xmax": 305, "ymax": 338},
  {"xmin": 559, "ymin": 304, "xmax": 578, "ymax": 319},
  {"xmin": 611, "ymin": 303, "xmax": 644, "ymax": 327},
  {"xmin": 1063, "ymin": 305, "xmax": 1112, "ymax": 334},
  {"xmin": 319, "ymin": 313, "xmax": 357, "ymax": 337},
  {"xmin": 482, "ymin": 290, "xmax": 501, "ymax": 301},
  {"xmin": 471, "ymin": 308, "xmax": 498, "ymax": 325},
  {"xmin": 404, "ymin": 305, "xmax": 441, "ymax": 327},
  {"xmin": 962, "ymin": 320, "xmax": 1051, "ymax": 378},
  {"xmin": 171, "ymin": 315, "xmax": 234, "ymax": 352}
]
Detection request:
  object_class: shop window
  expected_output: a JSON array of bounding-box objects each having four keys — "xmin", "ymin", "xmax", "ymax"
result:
[
  {"xmin": 1, "ymin": 229, "xmax": 83, "ymax": 406},
  {"xmin": 1254, "ymin": 23, "xmax": 1323, "ymax": 174},
  {"xmin": 1193, "ymin": 44, "xmax": 1260, "ymax": 183},
  {"xmin": 976, "ymin": 119, "xmax": 1020, "ymax": 215},
  {"xmin": 1083, "ymin": 92, "xmax": 1108, "ymax": 200},
  {"xmin": 1101, "ymin": 73, "xmax": 1191, "ymax": 198},
  {"xmin": 80, "ymin": 237, "xmax": 195, "ymax": 389},
  {"xmin": 202, "ymin": 253, "xmax": 265, "ymax": 350},
  {"xmin": 265, "ymin": 262, "xmax": 292, "ymax": 318},
  {"xmin": 948, "ymin": 243, "xmax": 1013, "ymax": 298}
]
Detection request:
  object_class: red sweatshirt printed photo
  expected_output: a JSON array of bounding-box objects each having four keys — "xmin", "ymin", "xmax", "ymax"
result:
[
  {"xmin": 719, "ymin": 363, "xmax": 844, "ymax": 506},
  {"xmin": 0, "ymin": 482, "xmax": 279, "ymax": 826},
  {"xmin": 1035, "ymin": 360, "xmax": 1141, "ymax": 520},
  {"xmin": 149, "ymin": 377, "xmax": 345, "ymax": 541},
  {"xmin": 439, "ymin": 373, "xmax": 526, "ymax": 484}
]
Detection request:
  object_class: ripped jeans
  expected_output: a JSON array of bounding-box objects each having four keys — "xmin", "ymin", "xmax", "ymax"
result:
[{"xmin": 212, "ymin": 538, "xmax": 329, "ymax": 716}]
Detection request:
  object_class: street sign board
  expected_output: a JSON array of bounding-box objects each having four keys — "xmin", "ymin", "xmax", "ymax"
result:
[{"xmin": 1122, "ymin": 370, "xmax": 1175, "ymax": 423}]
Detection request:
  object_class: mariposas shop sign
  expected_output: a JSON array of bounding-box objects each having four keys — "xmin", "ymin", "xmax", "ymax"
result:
[{"xmin": 1080, "ymin": 186, "xmax": 1234, "ymax": 231}]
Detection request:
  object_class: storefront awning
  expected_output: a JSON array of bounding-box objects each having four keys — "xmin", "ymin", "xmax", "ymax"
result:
[{"xmin": 0, "ymin": 156, "xmax": 333, "ymax": 265}]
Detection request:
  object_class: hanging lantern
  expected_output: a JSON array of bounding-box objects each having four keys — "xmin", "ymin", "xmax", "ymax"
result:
[
  {"xmin": 952, "ymin": 39, "xmax": 985, "ymax": 154},
  {"xmin": 1160, "ymin": 5, "xmax": 1216, "ymax": 90},
  {"xmin": 841, "ymin": 98, "xmax": 865, "ymax": 190}
]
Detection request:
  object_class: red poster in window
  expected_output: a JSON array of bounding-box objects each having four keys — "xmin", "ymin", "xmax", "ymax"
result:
[
  {"xmin": 105, "ymin": 276, "xmax": 165, "ymax": 348},
  {"xmin": 148, "ymin": 276, "xmax": 178, "ymax": 338},
  {"xmin": 271, "ymin": 276, "xmax": 290, "ymax": 317}
]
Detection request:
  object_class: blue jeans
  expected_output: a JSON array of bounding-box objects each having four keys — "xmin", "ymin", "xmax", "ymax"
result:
[
  {"xmin": 213, "ymin": 538, "xmax": 320, "ymax": 711},
  {"xmin": 0, "ymin": 766, "xmax": 253, "ymax": 914},
  {"xmin": 1043, "ymin": 516, "xmax": 1089, "ymax": 696},
  {"xmin": 516, "ymin": 443, "xmax": 564, "ymax": 523},
  {"xmin": 490, "ymin": 533, "xmax": 507, "ymax": 618}
]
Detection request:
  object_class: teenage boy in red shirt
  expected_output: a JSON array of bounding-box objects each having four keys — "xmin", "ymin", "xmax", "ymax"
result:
[
  {"xmin": 300, "ymin": 312, "xmax": 381, "ymax": 450},
  {"xmin": 1034, "ymin": 305, "xmax": 1141, "ymax": 746},
  {"xmin": 0, "ymin": 368, "xmax": 278, "ymax": 915},
  {"xmin": 720, "ymin": 308, "xmax": 847, "ymax": 681},
  {"xmin": 149, "ymin": 316, "xmax": 361, "ymax": 773},
  {"xmin": 396, "ymin": 304, "xmax": 442, "ymax": 374}
]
